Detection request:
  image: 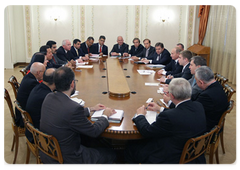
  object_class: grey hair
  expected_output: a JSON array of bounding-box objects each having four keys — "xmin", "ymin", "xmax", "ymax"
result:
[
  {"xmin": 62, "ymin": 39, "xmax": 69, "ymax": 46},
  {"xmin": 195, "ymin": 66, "xmax": 214, "ymax": 83},
  {"xmin": 169, "ymin": 78, "xmax": 192, "ymax": 100}
]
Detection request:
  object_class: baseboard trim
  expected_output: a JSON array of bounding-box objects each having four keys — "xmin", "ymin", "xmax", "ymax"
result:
[{"xmin": 13, "ymin": 62, "xmax": 29, "ymax": 68}]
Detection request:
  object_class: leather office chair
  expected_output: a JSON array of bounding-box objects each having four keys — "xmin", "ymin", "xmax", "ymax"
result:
[
  {"xmin": 20, "ymin": 66, "xmax": 28, "ymax": 77},
  {"xmin": 8, "ymin": 75, "xmax": 20, "ymax": 99},
  {"xmin": 214, "ymin": 73, "xmax": 228, "ymax": 86},
  {"xmin": 4, "ymin": 88, "xmax": 25, "ymax": 164},
  {"xmin": 209, "ymin": 100, "xmax": 234, "ymax": 163},
  {"xmin": 27, "ymin": 122, "xmax": 63, "ymax": 164},
  {"xmin": 14, "ymin": 100, "xmax": 38, "ymax": 164},
  {"xmin": 179, "ymin": 126, "xmax": 218, "ymax": 164}
]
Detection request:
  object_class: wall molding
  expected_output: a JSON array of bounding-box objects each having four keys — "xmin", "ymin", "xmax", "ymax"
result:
[
  {"xmin": 37, "ymin": 6, "xmax": 41, "ymax": 47},
  {"xmin": 25, "ymin": 5, "xmax": 32, "ymax": 59},
  {"xmin": 178, "ymin": 6, "xmax": 183, "ymax": 43},
  {"xmin": 80, "ymin": 6, "xmax": 85, "ymax": 41},
  {"xmin": 145, "ymin": 6, "xmax": 149, "ymax": 38},
  {"xmin": 187, "ymin": 6, "xmax": 194, "ymax": 48},
  {"xmin": 135, "ymin": 5, "xmax": 140, "ymax": 38}
]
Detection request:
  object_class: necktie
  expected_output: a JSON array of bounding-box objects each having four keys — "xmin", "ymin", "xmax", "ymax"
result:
[
  {"xmin": 156, "ymin": 55, "xmax": 160, "ymax": 61},
  {"xmin": 87, "ymin": 48, "xmax": 89, "ymax": 53},
  {"xmin": 146, "ymin": 49, "xmax": 149, "ymax": 57},
  {"xmin": 100, "ymin": 46, "xmax": 102, "ymax": 53},
  {"xmin": 76, "ymin": 49, "xmax": 79, "ymax": 56},
  {"xmin": 52, "ymin": 55, "xmax": 56, "ymax": 64},
  {"xmin": 192, "ymin": 78, "xmax": 196, "ymax": 87}
]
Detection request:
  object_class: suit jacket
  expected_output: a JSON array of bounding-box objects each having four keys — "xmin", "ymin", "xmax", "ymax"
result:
[
  {"xmin": 129, "ymin": 44, "xmax": 144, "ymax": 56},
  {"xmin": 137, "ymin": 46, "xmax": 155, "ymax": 58},
  {"xmin": 164, "ymin": 59, "xmax": 183, "ymax": 76},
  {"xmin": 165, "ymin": 63, "xmax": 192, "ymax": 84},
  {"xmin": 194, "ymin": 81, "xmax": 229, "ymax": 131},
  {"xmin": 110, "ymin": 43, "xmax": 129, "ymax": 56},
  {"xmin": 80, "ymin": 42, "xmax": 94, "ymax": 55},
  {"xmin": 70, "ymin": 46, "xmax": 85, "ymax": 58},
  {"xmin": 91, "ymin": 43, "xmax": 108, "ymax": 55},
  {"xmin": 147, "ymin": 49, "xmax": 171, "ymax": 65},
  {"xmin": 56, "ymin": 46, "xmax": 75, "ymax": 62},
  {"xmin": 46, "ymin": 59, "xmax": 62, "ymax": 69},
  {"xmin": 132, "ymin": 100, "xmax": 206, "ymax": 163},
  {"xmin": 40, "ymin": 92, "xmax": 109, "ymax": 163},
  {"xmin": 52, "ymin": 54, "xmax": 66, "ymax": 65},
  {"xmin": 188, "ymin": 75, "xmax": 202, "ymax": 101},
  {"xmin": 25, "ymin": 83, "xmax": 52, "ymax": 143},
  {"xmin": 15, "ymin": 72, "xmax": 39, "ymax": 127}
]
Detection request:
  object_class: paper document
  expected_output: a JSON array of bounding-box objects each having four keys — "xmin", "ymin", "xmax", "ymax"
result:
[
  {"xmin": 90, "ymin": 54, "xmax": 100, "ymax": 58},
  {"xmin": 160, "ymin": 99, "xmax": 168, "ymax": 107},
  {"xmin": 146, "ymin": 64, "xmax": 165, "ymax": 69},
  {"xmin": 145, "ymin": 83, "xmax": 159, "ymax": 86},
  {"xmin": 76, "ymin": 65, "xmax": 93, "ymax": 68},
  {"xmin": 71, "ymin": 97, "xmax": 85, "ymax": 106},
  {"xmin": 145, "ymin": 111, "xmax": 157, "ymax": 124},
  {"xmin": 71, "ymin": 91, "xmax": 79, "ymax": 97},
  {"xmin": 91, "ymin": 109, "xmax": 124, "ymax": 123},
  {"xmin": 137, "ymin": 70, "xmax": 155, "ymax": 75}
]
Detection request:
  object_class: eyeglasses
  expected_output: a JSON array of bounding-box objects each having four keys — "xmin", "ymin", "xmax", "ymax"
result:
[{"xmin": 163, "ymin": 91, "xmax": 169, "ymax": 95}]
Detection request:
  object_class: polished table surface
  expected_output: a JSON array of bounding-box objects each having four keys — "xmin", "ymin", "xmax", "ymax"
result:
[{"xmin": 74, "ymin": 57, "xmax": 164, "ymax": 140}]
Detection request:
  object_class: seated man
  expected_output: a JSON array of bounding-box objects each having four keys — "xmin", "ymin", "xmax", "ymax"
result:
[
  {"xmin": 160, "ymin": 50, "xmax": 192, "ymax": 84},
  {"xmin": 110, "ymin": 36, "xmax": 129, "ymax": 57},
  {"xmin": 176, "ymin": 43, "xmax": 184, "ymax": 51},
  {"xmin": 80, "ymin": 36, "xmax": 94, "ymax": 56},
  {"xmin": 125, "ymin": 78, "xmax": 206, "ymax": 163},
  {"xmin": 141, "ymin": 42, "xmax": 171, "ymax": 65},
  {"xmin": 40, "ymin": 67, "xmax": 116, "ymax": 163},
  {"xmin": 157, "ymin": 47, "xmax": 183, "ymax": 76},
  {"xmin": 194, "ymin": 66, "xmax": 229, "ymax": 132},
  {"xmin": 70, "ymin": 39, "xmax": 89, "ymax": 61},
  {"xmin": 128, "ymin": 38, "xmax": 144, "ymax": 57},
  {"xmin": 131, "ymin": 38, "xmax": 155, "ymax": 60},
  {"xmin": 40, "ymin": 45, "xmax": 62, "ymax": 69},
  {"xmin": 189, "ymin": 56, "xmax": 207, "ymax": 100},
  {"xmin": 46, "ymin": 40, "xmax": 66, "ymax": 65},
  {"xmin": 91, "ymin": 35, "xmax": 108, "ymax": 56},
  {"xmin": 15, "ymin": 62, "xmax": 45, "ymax": 127},
  {"xmin": 25, "ymin": 68, "xmax": 56, "ymax": 143}
]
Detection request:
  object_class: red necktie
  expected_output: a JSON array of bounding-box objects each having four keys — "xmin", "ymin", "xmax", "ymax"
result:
[
  {"xmin": 88, "ymin": 48, "xmax": 89, "ymax": 53},
  {"xmin": 52, "ymin": 55, "xmax": 56, "ymax": 64},
  {"xmin": 100, "ymin": 46, "xmax": 102, "ymax": 53}
]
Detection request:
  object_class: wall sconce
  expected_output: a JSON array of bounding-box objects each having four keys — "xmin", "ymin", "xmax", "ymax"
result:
[{"xmin": 160, "ymin": 16, "xmax": 169, "ymax": 22}]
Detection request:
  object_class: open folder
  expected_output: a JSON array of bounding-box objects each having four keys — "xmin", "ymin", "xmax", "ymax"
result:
[{"xmin": 91, "ymin": 109, "xmax": 124, "ymax": 123}]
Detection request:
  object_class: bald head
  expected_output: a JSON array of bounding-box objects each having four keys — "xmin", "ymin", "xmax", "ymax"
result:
[
  {"xmin": 43, "ymin": 68, "xmax": 56, "ymax": 85},
  {"xmin": 30, "ymin": 62, "xmax": 45, "ymax": 81},
  {"xmin": 117, "ymin": 36, "xmax": 124, "ymax": 46}
]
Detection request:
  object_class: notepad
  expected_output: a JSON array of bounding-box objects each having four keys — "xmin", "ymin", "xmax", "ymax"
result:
[
  {"xmin": 137, "ymin": 70, "xmax": 155, "ymax": 75},
  {"xmin": 145, "ymin": 83, "xmax": 159, "ymax": 86},
  {"xmin": 71, "ymin": 97, "xmax": 85, "ymax": 106},
  {"xmin": 76, "ymin": 65, "xmax": 93, "ymax": 68},
  {"xmin": 91, "ymin": 109, "xmax": 124, "ymax": 123},
  {"xmin": 145, "ymin": 111, "xmax": 157, "ymax": 124}
]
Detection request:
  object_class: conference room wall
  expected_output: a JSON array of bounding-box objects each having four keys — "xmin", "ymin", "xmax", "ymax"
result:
[{"xmin": 4, "ymin": 5, "xmax": 197, "ymax": 68}]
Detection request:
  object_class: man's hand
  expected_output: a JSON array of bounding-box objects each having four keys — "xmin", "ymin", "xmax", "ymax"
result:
[
  {"xmin": 146, "ymin": 102, "xmax": 161, "ymax": 112},
  {"xmin": 136, "ymin": 105, "xmax": 147, "ymax": 116},
  {"xmin": 90, "ymin": 104, "xmax": 106, "ymax": 112},
  {"xmin": 103, "ymin": 108, "xmax": 116, "ymax": 118}
]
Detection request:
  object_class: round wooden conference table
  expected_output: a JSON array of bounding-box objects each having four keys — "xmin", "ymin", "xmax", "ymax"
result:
[{"xmin": 73, "ymin": 56, "xmax": 164, "ymax": 140}]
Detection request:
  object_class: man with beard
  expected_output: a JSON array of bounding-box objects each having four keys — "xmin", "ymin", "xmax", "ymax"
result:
[{"xmin": 40, "ymin": 67, "xmax": 116, "ymax": 163}]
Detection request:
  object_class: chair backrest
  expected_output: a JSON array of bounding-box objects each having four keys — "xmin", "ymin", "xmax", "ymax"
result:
[
  {"xmin": 214, "ymin": 73, "xmax": 228, "ymax": 86},
  {"xmin": 14, "ymin": 100, "xmax": 33, "ymax": 126},
  {"xmin": 4, "ymin": 88, "xmax": 16, "ymax": 125},
  {"xmin": 179, "ymin": 126, "xmax": 218, "ymax": 164},
  {"xmin": 8, "ymin": 75, "xmax": 20, "ymax": 99},
  {"xmin": 26, "ymin": 122, "xmax": 63, "ymax": 164},
  {"xmin": 223, "ymin": 83, "xmax": 236, "ymax": 102},
  {"xmin": 20, "ymin": 66, "xmax": 28, "ymax": 77}
]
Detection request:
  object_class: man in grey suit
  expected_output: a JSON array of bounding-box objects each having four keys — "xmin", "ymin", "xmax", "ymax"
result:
[
  {"xmin": 40, "ymin": 67, "xmax": 116, "ymax": 163},
  {"xmin": 189, "ymin": 56, "xmax": 207, "ymax": 100}
]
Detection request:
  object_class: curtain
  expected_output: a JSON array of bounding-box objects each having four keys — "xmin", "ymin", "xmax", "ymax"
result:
[
  {"xmin": 198, "ymin": 5, "xmax": 211, "ymax": 45},
  {"xmin": 203, "ymin": 6, "xmax": 236, "ymax": 84}
]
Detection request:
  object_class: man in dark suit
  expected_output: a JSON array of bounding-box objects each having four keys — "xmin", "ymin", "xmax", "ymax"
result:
[
  {"xmin": 128, "ymin": 38, "xmax": 144, "ymax": 57},
  {"xmin": 15, "ymin": 62, "xmax": 45, "ymax": 127},
  {"xmin": 142, "ymin": 42, "xmax": 171, "ymax": 65},
  {"xmin": 110, "ymin": 36, "xmax": 129, "ymax": 57},
  {"xmin": 194, "ymin": 66, "xmax": 228, "ymax": 132},
  {"xmin": 157, "ymin": 47, "xmax": 183, "ymax": 76},
  {"xmin": 91, "ymin": 35, "xmax": 108, "ymax": 56},
  {"xmin": 25, "ymin": 68, "xmax": 55, "ymax": 143},
  {"xmin": 70, "ymin": 39, "xmax": 89, "ymax": 61},
  {"xmin": 80, "ymin": 36, "xmax": 94, "ymax": 56},
  {"xmin": 188, "ymin": 56, "xmax": 207, "ymax": 100},
  {"xmin": 131, "ymin": 38, "xmax": 155, "ymax": 60},
  {"xmin": 160, "ymin": 50, "xmax": 192, "ymax": 84},
  {"xmin": 56, "ymin": 39, "xmax": 81, "ymax": 65},
  {"xmin": 46, "ymin": 40, "xmax": 66, "ymax": 65},
  {"xmin": 125, "ymin": 78, "xmax": 206, "ymax": 163},
  {"xmin": 40, "ymin": 67, "xmax": 116, "ymax": 163}
]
